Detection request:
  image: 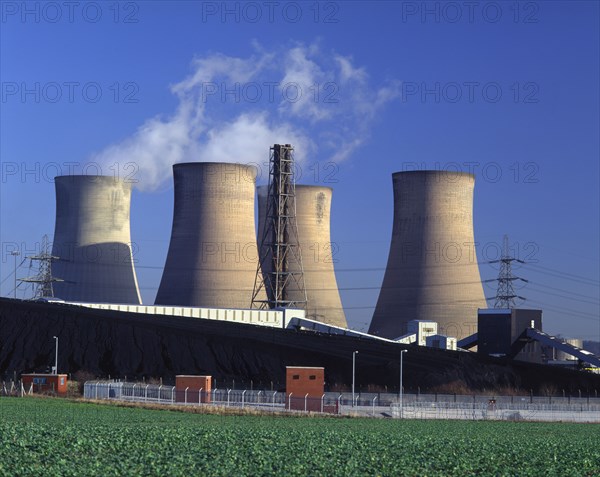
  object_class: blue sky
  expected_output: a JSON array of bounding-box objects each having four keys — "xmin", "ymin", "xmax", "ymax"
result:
[{"xmin": 1, "ymin": 1, "xmax": 598, "ymax": 340}]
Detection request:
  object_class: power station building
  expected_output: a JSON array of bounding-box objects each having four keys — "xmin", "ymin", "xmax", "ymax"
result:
[
  {"xmin": 155, "ymin": 162, "xmax": 265, "ymax": 308},
  {"xmin": 51, "ymin": 175, "xmax": 141, "ymax": 304},
  {"xmin": 257, "ymin": 185, "xmax": 347, "ymax": 328},
  {"xmin": 369, "ymin": 171, "xmax": 487, "ymax": 340}
]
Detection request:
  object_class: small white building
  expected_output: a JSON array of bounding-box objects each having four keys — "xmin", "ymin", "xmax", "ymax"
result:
[{"xmin": 407, "ymin": 320, "xmax": 438, "ymax": 346}]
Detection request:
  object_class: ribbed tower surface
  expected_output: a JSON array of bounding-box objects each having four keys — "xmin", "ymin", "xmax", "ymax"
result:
[
  {"xmin": 369, "ymin": 171, "xmax": 486, "ymax": 340},
  {"xmin": 155, "ymin": 163, "xmax": 265, "ymax": 308},
  {"xmin": 51, "ymin": 175, "xmax": 141, "ymax": 304},
  {"xmin": 258, "ymin": 185, "xmax": 347, "ymax": 328}
]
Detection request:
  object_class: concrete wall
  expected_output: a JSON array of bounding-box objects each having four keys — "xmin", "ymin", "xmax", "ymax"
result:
[
  {"xmin": 51, "ymin": 175, "xmax": 141, "ymax": 304},
  {"xmin": 155, "ymin": 163, "xmax": 266, "ymax": 308},
  {"xmin": 369, "ymin": 171, "xmax": 487, "ymax": 340},
  {"xmin": 258, "ymin": 185, "xmax": 347, "ymax": 327}
]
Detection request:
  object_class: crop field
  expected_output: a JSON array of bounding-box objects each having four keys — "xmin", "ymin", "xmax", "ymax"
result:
[{"xmin": 0, "ymin": 397, "xmax": 598, "ymax": 476}]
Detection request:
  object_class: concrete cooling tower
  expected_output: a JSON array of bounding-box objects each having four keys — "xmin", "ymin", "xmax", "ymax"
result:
[
  {"xmin": 258, "ymin": 185, "xmax": 347, "ymax": 328},
  {"xmin": 155, "ymin": 163, "xmax": 265, "ymax": 308},
  {"xmin": 51, "ymin": 175, "xmax": 141, "ymax": 304},
  {"xmin": 369, "ymin": 171, "xmax": 486, "ymax": 340}
]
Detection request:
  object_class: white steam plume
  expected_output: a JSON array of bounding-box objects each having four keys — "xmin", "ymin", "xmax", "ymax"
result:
[{"xmin": 91, "ymin": 42, "xmax": 398, "ymax": 190}]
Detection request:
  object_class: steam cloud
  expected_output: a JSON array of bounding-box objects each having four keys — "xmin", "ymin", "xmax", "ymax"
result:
[{"xmin": 91, "ymin": 42, "xmax": 399, "ymax": 190}]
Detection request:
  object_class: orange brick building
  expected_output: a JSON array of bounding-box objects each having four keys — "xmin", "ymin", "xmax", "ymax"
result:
[
  {"xmin": 21, "ymin": 374, "xmax": 68, "ymax": 395},
  {"xmin": 286, "ymin": 366, "xmax": 326, "ymax": 412},
  {"xmin": 175, "ymin": 375, "xmax": 211, "ymax": 403}
]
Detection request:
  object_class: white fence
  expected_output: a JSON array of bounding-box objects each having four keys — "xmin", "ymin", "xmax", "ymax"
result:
[
  {"xmin": 1, "ymin": 381, "xmax": 34, "ymax": 397},
  {"xmin": 394, "ymin": 401, "xmax": 600, "ymax": 423},
  {"xmin": 82, "ymin": 382, "xmax": 600, "ymax": 422}
]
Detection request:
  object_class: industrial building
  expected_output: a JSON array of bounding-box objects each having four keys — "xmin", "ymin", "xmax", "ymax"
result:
[
  {"xmin": 257, "ymin": 185, "xmax": 347, "ymax": 328},
  {"xmin": 155, "ymin": 162, "xmax": 266, "ymax": 308},
  {"xmin": 4, "ymin": 158, "xmax": 599, "ymax": 394},
  {"xmin": 476, "ymin": 308, "xmax": 543, "ymax": 362},
  {"xmin": 3, "ymin": 297, "xmax": 600, "ymax": 394},
  {"xmin": 21, "ymin": 373, "xmax": 68, "ymax": 395},
  {"xmin": 369, "ymin": 171, "xmax": 487, "ymax": 340},
  {"xmin": 51, "ymin": 175, "xmax": 141, "ymax": 304}
]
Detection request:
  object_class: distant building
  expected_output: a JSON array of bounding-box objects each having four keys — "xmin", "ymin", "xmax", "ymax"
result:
[
  {"xmin": 426, "ymin": 334, "xmax": 457, "ymax": 351},
  {"xmin": 477, "ymin": 309, "xmax": 543, "ymax": 363},
  {"xmin": 22, "ymin": 374, "xmax": 68, "ymax": 395},
  {"xmin": 286, "ymin": 366, "xmax": 326, "ymax": 412}
]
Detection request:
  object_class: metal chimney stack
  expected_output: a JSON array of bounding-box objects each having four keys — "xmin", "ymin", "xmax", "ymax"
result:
[
  {"xmin": 369, "ymin": 171, "xmax": 486, "ymax": 340},
  {"xmin": 155, "ymin": 162, "xmax": 265, "ymax": 308},
  {"xmin": 258, "ymin": 185, "xmax": 347, "ymax": 327},
  {"xmin": 51, "ymin": 175, "xmax": 141, "ymax": 304}
]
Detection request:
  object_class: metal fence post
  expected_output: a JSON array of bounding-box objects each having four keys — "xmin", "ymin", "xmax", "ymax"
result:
[
  {"xmin": 288, "ymin": 392, "xmax": 293, "ymax": 410},
  {"xmin": 272, "ymin": 391, "xmax": 277, "ymax": 410},
  {"xmin": 372, "ymin": 396, "xmax": 377, "ymax": 416},
  {"xmin": 145, "ymin": 384, "xmax": 149, "ymax": 402},
  {"xmin": 242, "ymin": 390, "xmax": 246, "ymax": 408},
  {"xmin": 185, "ymin": 387, "xmax": 189, "ymax": 404},
  {"xmin": 321, "ymin": 394, "xmax": 325, "ymax": 413},
  {"xmin": 304, "ymin": 393, "xmax": 309, "ymax": 412},
  {"xmin": 158, "ymin": 385, "xmax": 163, "ymax": 402},
  {"xmin": 227, "ymin": 389, "xmax": 231, "ymax": 406},
  {"xmin": 199, "ymin": 387, "xmax": 203, "ymax": 405}
]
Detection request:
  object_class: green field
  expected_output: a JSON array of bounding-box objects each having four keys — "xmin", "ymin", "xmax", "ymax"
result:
[{"xmin": 0, "ymin": 397, "xmax": 598, "ymax": 476}]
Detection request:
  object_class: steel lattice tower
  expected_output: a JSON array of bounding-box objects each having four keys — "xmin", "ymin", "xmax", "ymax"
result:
[
  {"xmin": 20, "ymin": 235, "xmax": 62, "ymax": 298},
  {"xmin": 491, "ymin": 235, "xmax": 527, "ymax": 308},
  {"xmin": 252, "ymin": 144, "xmax": 307, "ymax": 309}
]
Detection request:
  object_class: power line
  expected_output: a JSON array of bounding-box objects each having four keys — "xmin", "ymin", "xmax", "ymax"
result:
[
  {"xmin": 525, "ymin": 299, "xmax": 599, "ymax": 320},
  {"xmin": 526, "ymin": 285, "xmax": 600, "ymax": 306},
  {"xmin": 522, "ymin": 263, "xmax": 599, "ymax": 286},
  {"xmin": 0, "ymin": 257, "xmax": 27, "ymax": 288},
  {"xmin": 514, "ymin": 281, "xmax": 599, "ymax": 302}
]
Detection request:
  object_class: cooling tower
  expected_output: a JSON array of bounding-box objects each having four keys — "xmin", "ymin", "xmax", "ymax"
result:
[
  {"xmin": 258, "ymin": 185, "xmax": 347, "ymax": 327},
  {"xmin": 369, "ymin": 171, "xmax": 486, "ymax": 340},
  {"xmin": 51, "ymin": 175, "xmax": 141, "ymax": 304},
  {"xmin": 155, "ymin": 163, "xmax": 265, "ymax": 308}
]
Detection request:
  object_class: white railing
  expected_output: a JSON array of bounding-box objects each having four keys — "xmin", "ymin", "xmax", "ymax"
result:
[{"xmin": 78, "ymin": 382, "xmax": 600, "ymax": 422}]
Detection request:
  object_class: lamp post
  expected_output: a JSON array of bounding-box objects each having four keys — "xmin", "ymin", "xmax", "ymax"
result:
[
  {"xmin": 400, "ymin": 349, "xmax": 408, "ymax": 418},
  {"xmin": 352, "ymin": 350, "xmax": 358, "ymax": 407},
  {"xmin": 52, "ymin": 336, "xmax": 58, "ymax": 374},
  {"xmin": 10, "ymin": 251, "xmax": 19, "ymax": 298}
]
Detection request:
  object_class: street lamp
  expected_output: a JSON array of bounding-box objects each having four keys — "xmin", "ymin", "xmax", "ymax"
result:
[
  {"xmin": 352, "ymin": 350, "xmax": 359, "ymax": 407},
  {"xmin": 10, "ymin": 251, "xmax": 19, "ymax": 299},
  {"xmin": 52, "ymin": 336, "xmax": 59, "ymax": 374},
  {"xmin": 400, "ymin": 349, "xmax": 408, "ymax": 418}
]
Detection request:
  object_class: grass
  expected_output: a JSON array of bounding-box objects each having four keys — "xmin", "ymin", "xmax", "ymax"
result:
[{"xmin": 1, "ymin": 397, "xmax": 598, "ymax": 476}]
